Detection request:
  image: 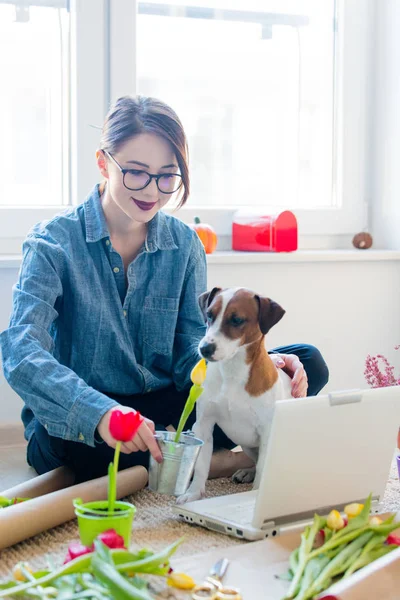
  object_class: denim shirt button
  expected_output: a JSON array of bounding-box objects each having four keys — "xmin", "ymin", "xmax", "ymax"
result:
[
  {"xmin": 113, "ymin": 267, "xmax": 120, "ymax": 274},
  {"xmin": 105, "ymin": 240, "xmax": 110, "ymax": 246},
  {"xmin": 44, "ymin": 423, "xmax": 48, "ymax": 430},
  {"xmin": 123, "ymin": 310, "xmax": 127, "ymax": 317},
  {"xmin": 78, "ymin": 432, "xmax": 85, "ymax": 442}
]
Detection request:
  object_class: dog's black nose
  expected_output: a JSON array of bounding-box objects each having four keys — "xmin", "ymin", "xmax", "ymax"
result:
[{"xmin": 199, "ymin": 341, "xmax": 216, "ymax": 359}]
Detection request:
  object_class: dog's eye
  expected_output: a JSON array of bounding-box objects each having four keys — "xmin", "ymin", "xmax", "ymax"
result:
[{"xmin": 230, "ymin": 315, "xmax": 245, "ymax": 327}]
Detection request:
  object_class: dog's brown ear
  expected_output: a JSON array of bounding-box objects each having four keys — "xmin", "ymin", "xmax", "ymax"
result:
[
  {"xmin": 255, "ymin": 295, "xmax": 285, "ymax": 335},
  {"xmin": 198, "ymin": 287, "xmax": 222, "ymax": 320}
]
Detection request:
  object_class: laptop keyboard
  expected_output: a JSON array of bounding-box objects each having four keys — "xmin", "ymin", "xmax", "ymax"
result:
[{"xmin": 205, "ymin": 500, "xmax": 256, "ymax": 526}]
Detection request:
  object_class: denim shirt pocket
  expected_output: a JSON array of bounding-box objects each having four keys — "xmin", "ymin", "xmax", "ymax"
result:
[{"xmin": 142, "ymin": 296, "xmax": 179, "ymax": 356}]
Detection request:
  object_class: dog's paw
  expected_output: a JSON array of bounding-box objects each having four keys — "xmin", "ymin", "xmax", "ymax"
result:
[
  {"xmin": 176, "ymin": 487, "xmax": 205, "ymax": 505},
  {"xmin": 232, "ymin": 466, "xmax": 256, "ymax": 484}
]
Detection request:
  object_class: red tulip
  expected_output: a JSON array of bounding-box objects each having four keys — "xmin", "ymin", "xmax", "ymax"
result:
[
  {"xmin": 63, "ymin": 542, "xmax": 92, "ymax": 564},
  {"xmin": 63, "ymin": 529, "xmax": 126, "ymax": 563},
  {"xmin": 387, "ymin": 533, "xmax": 400, "ymax": 546},
  {"xmin": 96, "ymin": 529, "xmax": 125, "ymax": 549},
  {"xmin": 109, "ymin": 410, "xmax": 144, "ymax": 442}
]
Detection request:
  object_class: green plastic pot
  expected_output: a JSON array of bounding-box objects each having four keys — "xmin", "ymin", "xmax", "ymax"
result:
[{"xmin": 73, "ymin": 498, "xmax": 136, "ymax": 547}]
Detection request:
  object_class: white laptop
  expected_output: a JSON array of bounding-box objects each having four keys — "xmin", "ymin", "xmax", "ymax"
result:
[{"xmin": 172, "ymin": 386, "xmax": 400, "ymax": 541}]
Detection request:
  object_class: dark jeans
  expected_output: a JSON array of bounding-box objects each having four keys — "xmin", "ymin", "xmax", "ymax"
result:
[{"xmin": 27, "ymin": 344, "xmax": 329, "ymax": 482}]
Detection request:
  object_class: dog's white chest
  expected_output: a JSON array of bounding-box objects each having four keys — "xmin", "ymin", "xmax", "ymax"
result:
[
  {"xmin": 201, "ymin": 361, "xmax": 290, "ymax": 450},
  {"xmin": 213, "ymin": 383, "xmax": 268, "ymax": 448}
]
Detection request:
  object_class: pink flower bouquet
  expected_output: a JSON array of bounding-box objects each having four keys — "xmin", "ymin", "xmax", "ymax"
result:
[
  {"xmin": 364, "ymin": 346, "xmax": 400, "ymax": 388},
  {"xmin": 364, "ymin": 346, "xmax": 400, "ymax": 476}
]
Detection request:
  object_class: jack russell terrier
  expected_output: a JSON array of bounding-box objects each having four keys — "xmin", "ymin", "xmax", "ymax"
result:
[{"xmin": 177, "ymin": 286, "xmax": 292, "ymax": 504}]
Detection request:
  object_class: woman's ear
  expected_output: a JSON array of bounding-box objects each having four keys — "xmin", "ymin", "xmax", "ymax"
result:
[{"xmin": 96, "ymin": 150, "xmax": 109, "ymax": 179}]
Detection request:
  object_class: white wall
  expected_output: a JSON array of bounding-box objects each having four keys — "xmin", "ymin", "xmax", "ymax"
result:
[
  {"xmin": 1, "ymin": 255, "xmax": 400, "ymax": 424},
  {"xmin": 208, "ymin": 256, "xmax": 400, "ymax": 390}
]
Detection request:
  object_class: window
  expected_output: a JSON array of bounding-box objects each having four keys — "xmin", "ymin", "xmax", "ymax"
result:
[
  {"xmin": 0, "ymin": 0, "xmax": 372, "ymax": 249},
  {"xmin": 137, "ymin": 0, "xmax": 335, "ymax": 211},
  {"xmin": 0, "ymin": 2, "xmax": 69, "ymax": 207}
]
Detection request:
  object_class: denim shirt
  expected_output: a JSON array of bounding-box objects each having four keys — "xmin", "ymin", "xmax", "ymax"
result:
[{"xmin": 0, "ymin": 185, "xmax": 207, "ymax": 447}]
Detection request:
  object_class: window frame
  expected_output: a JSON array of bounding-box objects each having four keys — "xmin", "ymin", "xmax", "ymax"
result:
[{"xmin": 0, "ymin": 0, "xmax": 373, "ymax": 251}]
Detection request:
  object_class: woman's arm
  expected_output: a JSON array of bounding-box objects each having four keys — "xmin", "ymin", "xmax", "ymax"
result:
[
  {"xmin": 172, "ymin": 234, "xmax": 207, "ymax": 391},
  {"xmin": 0, "ymin": 236, "xmax": 118, "ymax": 446}
]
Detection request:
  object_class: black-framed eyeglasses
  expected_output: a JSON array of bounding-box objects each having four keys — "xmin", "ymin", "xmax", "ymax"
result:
[{"xmin": 103, "ymin": 150, "xmax": 183, "ymax": 194}]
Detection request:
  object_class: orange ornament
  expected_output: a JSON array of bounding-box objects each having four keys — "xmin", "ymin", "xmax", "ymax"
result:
[{"xmin": 191, "ymin": 217, "xmax": 218, "ymax": 254}]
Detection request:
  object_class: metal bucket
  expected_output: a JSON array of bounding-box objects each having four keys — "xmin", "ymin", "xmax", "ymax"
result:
[{"xmin": 148, "ymin": 431, "xmax": 203, "ymax": 496}]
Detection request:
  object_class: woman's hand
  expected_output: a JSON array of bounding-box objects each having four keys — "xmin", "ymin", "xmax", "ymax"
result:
[
  {"xmin": 97, "ymin": 406, "xmax": 163, "ymax": 463},
  {"xmin": 271, "ymin": 353, "xmax": 308, "ymax": 398}
]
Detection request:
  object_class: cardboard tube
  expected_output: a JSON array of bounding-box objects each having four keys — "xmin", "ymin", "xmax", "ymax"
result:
[
  {"xmin": 0, "ymin": 465, "xmax": 148, "ymax": 550},
  {"xmin": 0, "ymin": 466, "xmax": 76, "ymax": 500}
]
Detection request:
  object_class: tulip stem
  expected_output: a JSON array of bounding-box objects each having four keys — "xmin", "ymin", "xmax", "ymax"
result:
[{"xmin": 108, "ymin": 441, "xmax": 121, "ymax": 514}]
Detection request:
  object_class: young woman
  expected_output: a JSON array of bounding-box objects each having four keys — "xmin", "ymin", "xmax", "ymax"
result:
[{"xmin": 0, "ymin": 96, "xmax": 329, "ymax": 483}]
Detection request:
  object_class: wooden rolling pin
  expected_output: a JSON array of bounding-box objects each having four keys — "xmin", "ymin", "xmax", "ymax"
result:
[
  {"xmin": 0, "ymin": 465, "xmax": 148, "ymax": 550},
  {"xmin": 1, "ymin": 466, "xmax": 76, "ymax": 500}
]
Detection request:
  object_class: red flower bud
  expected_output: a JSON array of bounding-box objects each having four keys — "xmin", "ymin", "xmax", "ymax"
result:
[
  {"xmin": 63, "ymin": 543, "xmax": 92, "ymax": 564},
  {"xmin": 109, "ymin": 410, "xmax": 144, "ymax": 442},
  {"xmin": 387, "ymin": 533, "xmax": 400, "ymax": 546},
  {"xmin": 313, "ymin": 529, "xmax": 325, "ymax": 549},
  {"xmin": 96, "ymin": 529, "xmax": 126, "ymax": 549}
]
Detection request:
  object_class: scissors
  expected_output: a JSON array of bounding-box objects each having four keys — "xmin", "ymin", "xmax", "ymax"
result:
[{"xmin": 191, "ymin": 558, "xmax": 242, "ymax": 600}]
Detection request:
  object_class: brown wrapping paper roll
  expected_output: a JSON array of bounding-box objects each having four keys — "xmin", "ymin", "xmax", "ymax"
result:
[
  {"xmin": 1, "ymin": 466, "xmax": 76, "ymax": 500},
  {"xmin": 0, "ymin": 465, "xmax": 148, "ymax": 550}
]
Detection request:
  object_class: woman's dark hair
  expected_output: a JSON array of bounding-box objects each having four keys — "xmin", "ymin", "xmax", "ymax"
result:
[{"xmin": 99, "ymin": 95, "xmax": 189, "ymax": 207}]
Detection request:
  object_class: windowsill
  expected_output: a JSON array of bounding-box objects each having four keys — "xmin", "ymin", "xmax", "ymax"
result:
[
  {"xmin": 207, "ymin": 249, "xmax": 400, "ymax": 263},
  {"xmin": 1, "ymin": 249, "xmax": 400, "ymax": 269}
]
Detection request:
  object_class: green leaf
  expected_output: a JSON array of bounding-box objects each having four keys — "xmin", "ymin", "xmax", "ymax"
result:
[
  {"xmin": 0, "ymin": 540, "xmax": 183, "ymax": 599},
  {"xmin": 0, "ymin": 582, "xmax": 18, "ymax": 592},
  {"xmin": 275, "ymin": 571, "xmax": 294, "ymax": 582},
  {"xmin": 92, "ymin": 555, "xmax": 154, "ymax": 600},
  {"xmin": 333, "ymin": 548, "xmax": 363, "ymax": 577},
  {"xmin": 174, "ymin": 385, "xmax": 203, "ymax": 443},
  {"xmin": 322, "ymin": 527, "xmax": 334, "ymax": 544},
  {"xmin": 130, "ymin": 577, "xmax": 148, "ymax": 590},
  {"xmin": 283, "ymin": 515, "xmax": 326, "ymax": 599},
  {"xmin": 344, "ymin": 533, "xmax": 396, "ymax": 577},
  {"xmin": 305, "ymin": 530, "xmax": 374, "ymax": 598},
  {"xmin": 289, "ymin": 547, "xmax": 299, "ymax": 575},
  {"xmin": 293, "ymin": 555, "xmax": 331, "ymax": 600},
  {"xmin": 115, "ymin": 537, "xmax": 184, "ymax": 575},
  {"xmin": 94, "ymin": 540, "xmax": 114, "ymax": 566}
]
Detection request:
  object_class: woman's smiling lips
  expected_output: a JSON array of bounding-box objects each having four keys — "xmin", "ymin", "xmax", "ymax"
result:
[{"xmin": 131, "ymin": 198, "xmax": 157, "ymax": 211}]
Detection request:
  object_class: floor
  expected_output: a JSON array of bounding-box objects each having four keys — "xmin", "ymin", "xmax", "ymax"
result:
[{"xmin": 0, "ymin": 425, "xmax": 36, "ymax": 492}]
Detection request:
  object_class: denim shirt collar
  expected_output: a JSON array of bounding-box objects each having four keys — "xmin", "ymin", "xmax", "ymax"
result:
[{"xmin": 83, "ymin": 185, "xmax": 178, "ymax": 252}]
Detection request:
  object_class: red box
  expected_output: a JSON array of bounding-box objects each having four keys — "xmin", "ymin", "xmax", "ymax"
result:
[{"xmin": 232, "ymin": 210, "xmax": 298, "ymax": 252}]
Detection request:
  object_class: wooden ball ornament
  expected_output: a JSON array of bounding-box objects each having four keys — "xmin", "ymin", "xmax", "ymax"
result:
[{"xmin": 352, "ymin": 232, "xmax": 373, "ymax": 250}]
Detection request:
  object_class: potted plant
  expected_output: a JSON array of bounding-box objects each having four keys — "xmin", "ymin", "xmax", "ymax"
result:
[
  {"xmin": 148, "ymin": 358, "xmax": 207, "ymax": 496},
  {"xmin": 73, "ymin": 411, "xmax": 143, "ymax": 547}
]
